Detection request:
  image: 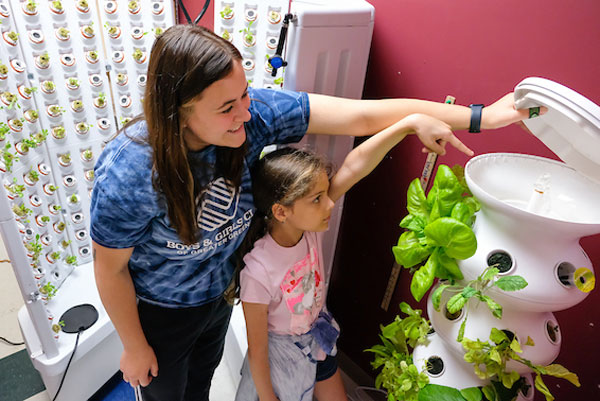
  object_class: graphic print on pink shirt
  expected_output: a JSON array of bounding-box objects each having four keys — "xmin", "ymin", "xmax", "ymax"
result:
[{"xmin": 279, "ymin": 246, "xmax": 324, "ymax": 335}]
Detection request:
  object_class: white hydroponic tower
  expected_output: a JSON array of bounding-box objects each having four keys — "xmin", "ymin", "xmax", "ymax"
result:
[
  {"xmin": 0, "ymin": 1, "xmax": 175, "ymax": 399},
  {"xmin": 412, "ymin": 77, "xmax": 600, "ymax": 400}
]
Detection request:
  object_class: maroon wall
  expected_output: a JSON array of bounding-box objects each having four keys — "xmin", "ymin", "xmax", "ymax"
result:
[{"xmin": 328, "ymin": 1, "xmax": 600, "ymax": 400}]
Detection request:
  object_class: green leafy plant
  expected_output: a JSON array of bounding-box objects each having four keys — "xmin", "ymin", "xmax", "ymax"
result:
[
  {"xmin": 393, "ymin": 165, "xmax": 480, "ymax": 302},
  {"xmin": 0, "ymin": 64, "xmax": 8, "ymax": 75},
  {"xmin": 52, "ymin": 1, "xmax": 63, "ymax": 11},
  {"xmin": 462, "ymin": 328, "xmax": 580, "ymax": 401},
  {"xmin": 432, "ymin": 266, "xmax": 528, "ymax": 341},
  {"xmin": 67, "ymin": 77, "xmax": 79, "ymax": 88},
  {"xmin": 365, "ymin": 302, "xmax": 431, "ymax": 401},
  {"xmin": 40, "ymin": 282, "xmax": 57, "ymax": 299},
  {"xmin": 0, "ymin": 122, "xmax": 9, "ymax": 140},
  {"xmin": 25, "ymin": 234, "xmax": 43, "ymax": 264},
  {"xmin": 52, "ymin": 126, "xmax": 65, "ymax": 139},
  {"xmin": 240, "ymin": 21, "xmax": 255, "ymax": 45},
  {"xmin": 51, "ymin": 251, "xmax": 61, "ymax": 260},
  {"xmin": 12, "ymin": 203, "xmax": 32, "ymax": 218},
  {"xmin": 32, "ymin": 129, "xmax": 48, "ymax": 144},
  {"xmin": 60, "ymin": 152, "xmax": 71, "ymax": 165},
  {"xmin": 6, "ymin": 179, "xmax": 25, "ymax": 197},
  {"xmin": 2, "ymin": 143, "xmax": 18, "ymax": 172},
  {"xmin": 26, "ymin": 168, "xmax": 40, "ymax": 183},
  {"xmin": 65, "ymin": 255, "xmax": 77, "ymax": 266},
  {"xmin": 220, "ymin": 5, "xmax": 233, "ymax": 19},
  {"xmin": 6, "ymin": 31, "xmax": 18, "ymax": 43},
  {"xmin": 52, "ymin": 320, "xmax": 65, "ymax": 334},
  {"xmin": 42, "ymin": 80, "xmax": 55, "ymax": 92},
  {"xmin": 56, "ymin": 27, "xmax": 70, "ymax": 39},
  {"xmin": 25, "ymin": 0, "xmax": 38, "ymax": 13}
]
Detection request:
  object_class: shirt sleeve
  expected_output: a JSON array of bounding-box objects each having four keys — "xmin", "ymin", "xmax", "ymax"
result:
[
  {"xmin": 239, "ymin": 261, "xmax": 274, "ymax": 305},
  {"xmin": 244, "ymin": 88, "xmax": 310, "ymax": 164},
  {"xmin": 90, "ymin": 127, "xmax": 158, "ymax": 248}
]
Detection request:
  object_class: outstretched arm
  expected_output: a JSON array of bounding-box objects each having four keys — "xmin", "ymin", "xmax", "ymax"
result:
[
  {"xmin": 328, "ymin": 113, "xmax": 458, "ymax": 202},
  {"xmin": 307, "ymin": 93, "xmax": 531, "ymax": 154}
]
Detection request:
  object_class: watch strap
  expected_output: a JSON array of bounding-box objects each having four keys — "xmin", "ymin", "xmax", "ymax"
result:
[{"xmin": 469, "ymin": 104, "xmax": 484, "ymax": 133}]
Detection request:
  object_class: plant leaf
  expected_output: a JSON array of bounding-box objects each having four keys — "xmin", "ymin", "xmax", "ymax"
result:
[
  {"xmin": 424, "ymin": 217, "xmax": 477, "ymax": 260},
  {"xmin": 447, "ymin": 293, "xmax": 468, "ymax": 314},
  {"xmin": 418, "ymin": 384, "xmax": 467, "ymax": 401},
  {"xmin": 494, "ymin": 275, "xmax": 528, "ymax": 291},
  {"xmin": 481, "ymin": 295, "xmax": 503, "ymax": 319},
  {"xmin": 460, "ymin": 387, "xmax": 482, "ymax": 401},
  {"xmin": 482, "ymin": 267, "xmax": 499, "ymax": 282},
  {"xmin": 432, "ymin": 283, "xmax": 450, "ymax": 311},
  {"xmin": 393, "ymin": 231, "xmax": 432, "ymax": 268},
  {"xmin": 457, "ymin": 318, "xmax": 467, "ymax": 342},
  {"xmin": 543, "ymin": 364, "xmax": 581, "ymax": 387},
  {"xmin": 437, "ymin": 250, "xmax": 464, "ymax": 280},
  {"xmin": 534, "ymin": 374, "xmax": 555, "ymax": 401},
  {"xmin": 481, "ymin": 385, "xmax": 496, "ymax": 401},
  {"xmin": 407, "ymin": 178, "xmax": 430, "ymax": 219},
  {"xmin": 401, "ymin": 214, "xmax": 428, "ymax": 233},
  {"xmin": 410, "ymin": 252, "xmax": 437, "ymax": 301}
]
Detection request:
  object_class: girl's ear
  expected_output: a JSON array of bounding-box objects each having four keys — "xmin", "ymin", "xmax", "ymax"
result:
[{"xmin": 271, "ymin": 203, "xmax": 288, "ymax": 223}]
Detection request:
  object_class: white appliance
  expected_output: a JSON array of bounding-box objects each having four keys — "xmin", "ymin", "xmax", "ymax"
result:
[
  {"xmin": 412, "ymin": 77, "xmax": 600, "ymax": 399},
  {"xmin": 0, "ymin": 1, "xmax": 176, "ymax": 399},
  {"xmin": 218, "ymin": 0, "xmax": 376, "ymax": 385}
]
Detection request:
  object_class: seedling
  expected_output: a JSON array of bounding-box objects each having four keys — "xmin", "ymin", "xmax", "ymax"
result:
[
  {"xmin": 274, "ymin": 77, "xmax": 284, "ymax": 85},
  {"xmin": 25, "ymin": 234, "xmax": 43, "ymax": 262},
  {"xmin": 221, "ymin": 30, "xmax": 231, "ymax": 41},
  {"xmin": 76, "ymin": 122, "xmax": 90, "ymax": 134},
  {"xmin": 47, "ymin": 105, "xmax": 65, "ymax": 117},
  {"xmin": 116, "ymin": 73, "xmax": 128, "ymax": 85},
  {"xmin": 55, "ymin": 221, "xmax": 66, "ymax": 232},
  {"xmin": 71, "ymin": 99, "xmax": 84, "ymax": 112},
  {"xmin": 40, "ymin": 282, "xmax": 57, "ymax": 299},
  {"xmin": 26, "ymin": 168, "xmax": 40, "ymax": 183},
  {"xmin": 51, "ymin": 1, "xmax": 63, "ymax": 12},
  {"xmin": 24, "ymin": 109, "xmax": 39, "ymax": 122},
  {"xmin": 24, "ymin": 0, "xmax": 38, "ymax": 13},
  {"xmin": 94, "ymin": 92, "xmax": 106, "ymax": 108},
  {"xmin": 41, "ymin": 216, "xmax": 50, "ymax": 223},
  {"xmin": 69, "ymin": 193, "xmax": 79, "ymax": 203},
  {"xmin": 5, "ymin": 31, "xmax": 18, "ymax": 44},
  {"xmin": 42, "ymin": 80, "xmax": 56, "ymax": 93},
  {"xmin": 239, "ymin": 21, "xmax": 255, "ymax": 46},
  {"xmin": 128, "ymin": 1, "xmax": 139, "ymax": 13},
  {"xmin": 82, "ymin": 23, "xmax": 94, "ymax": 37},
  {"xmin": 220, "ymin": 5, "xmax": 233, "ymax": 19},
  {"xmin": 67, "ymin": 77, "xmax": 80, "ymax": 89},
  {"xmin": 61, "ymin": 239, "xmax": 71, "ymax": 249},
  {"xmin": 82, "ymin": 149, "xmax": 93, "ymax": 161},
  {"xmin": 52, "ymin": 126, "xmax": 66, "ymax": 139},
  {"xmin": 2, "ymin": 144, "xmax": 18, "ymax": 172},
  {"xmin": 104, "ymin": 23, "xmax": 120, "ymax": 37},
  {"xmin": 1, "ymin": 91, "xmax": 17, "ymax": 108},
  {"xmin": 268, "ymin": 10, "xmax": 281, "ymax": 23},
  {"xmin": 0, "ymin": 64, "xmax": 8, "ymax": 75},
  {"xmin": 7, "ymin": 179, "xmax": 25, "ymax": 197},
  {"xmin": 51, "ymin": 320, "xmax": 65, "ymax": 334},
  {"xmin": 120, "ymin": 117, "xmax": 132, "ymax": 126},
  {"xmin": 77, "ymin": 0, "xmax": 89, "ymax": 11},
  {"xmin": 152, "ymin": 27, "xmax": 164, "ymax": 37},
  {"xmin": 13, "ymin": 203, "xmax": 32, "ymax": 218},
  {"xmin": 132, "ymin": 48, "xmax": 145, "ymax": 62},
  {"xmin": 65, "ymin": 255, "xmax": 77, "ymax": 266},
  {"xmin": 9, "ymin": 119, "xmax": 23, "ymax": 130},
  {"xmin": 50, "ymin": 251, "xmax": 61, "ymax": 261},
  {"xmin": 32, "ymin": 129, "xmax": 48, "ymax": 144},
  {"xmin": 56, "ymin": 27, "xmax": 70, "ymax": 40},
  {"xmin": 59, "ymin": 152, "xmax": 71, "ymax": 165},
  {"xmin": 87, "ymin": 50, "xmax": 98, "ymax": 61}
]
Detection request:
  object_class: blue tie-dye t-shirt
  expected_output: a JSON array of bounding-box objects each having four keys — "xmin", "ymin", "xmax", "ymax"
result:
[{"xmin": 90, "ymin": 88, "xmax": 309, "ymax": 307}]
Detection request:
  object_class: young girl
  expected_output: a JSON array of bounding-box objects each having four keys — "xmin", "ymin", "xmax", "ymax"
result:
[{"xmin": 235, "ymin": 114, "xmax": 454, "ymax": 401}]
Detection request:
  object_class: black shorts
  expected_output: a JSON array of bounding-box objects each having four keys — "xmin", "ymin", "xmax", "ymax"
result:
[{"xmin": 316, "ymin": 354, "xmax": 338, "ymax": 382}]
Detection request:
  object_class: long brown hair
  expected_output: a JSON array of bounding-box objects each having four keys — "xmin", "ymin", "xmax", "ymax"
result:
[{"xmin": 144, "ymin": 25, "xmax": 245, "ymax": 244}]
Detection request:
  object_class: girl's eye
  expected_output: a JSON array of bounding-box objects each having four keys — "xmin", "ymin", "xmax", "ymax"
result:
[
  {"xmin": 221, "ymin": 106, "xmax": 233, "ymax": 114},
  {"xmin": 313, "ymin": 196, "xmax": 321, "ymax": 204},
  {"xmin": 241, "ymin": 90, "xmax": 248, "ymax": 99}
]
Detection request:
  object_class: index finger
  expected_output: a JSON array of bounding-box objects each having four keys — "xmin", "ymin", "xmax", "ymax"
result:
[{"xmin": 448, "ymin": 134, "xmax": 474, "ymax": 156}]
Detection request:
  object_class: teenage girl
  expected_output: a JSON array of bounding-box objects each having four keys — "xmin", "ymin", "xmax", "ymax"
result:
[
  {"xmin": 235, "ymin": 114, "xmax": 455, "ymax": 401},
  {"xmin": 91, "ymin": 24, "xmax": 533, "ymax": 401}
]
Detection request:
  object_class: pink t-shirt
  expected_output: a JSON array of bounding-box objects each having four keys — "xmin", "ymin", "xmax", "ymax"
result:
[{"xmin": 240, "ymin": 231, "xmax": 326, "ymax": 336}]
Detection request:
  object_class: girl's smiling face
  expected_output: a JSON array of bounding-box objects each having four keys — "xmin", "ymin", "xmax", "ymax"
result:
[{"xmin": 182, "ymin": 61, "xmax": 252, "ymax": 151}]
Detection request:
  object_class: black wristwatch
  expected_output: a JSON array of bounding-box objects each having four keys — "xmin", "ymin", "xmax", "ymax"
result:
[{"xmin": 468, "ymin": 104, "xmax": 485, "ymax": 133}]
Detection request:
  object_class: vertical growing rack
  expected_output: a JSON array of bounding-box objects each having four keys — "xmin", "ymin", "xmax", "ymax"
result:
[
  {"xmin": 214, "ymin": 0, "xmax": 288, "ymax": 89},
  {"xmin": 0, "ymin": 1, "xmax": 174, "ymax": 399}
]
